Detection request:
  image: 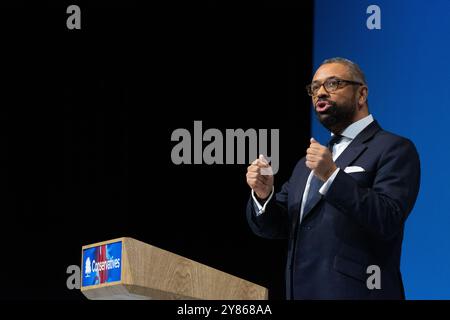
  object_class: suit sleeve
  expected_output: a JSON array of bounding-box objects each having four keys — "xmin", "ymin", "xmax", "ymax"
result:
[
  {"xmin": 324, "ymin": 138, "xmax": 420, "ymax": 240},
  {"xmin": 246, "ymin": 178, "xmax": 290, "ymax": 240}
]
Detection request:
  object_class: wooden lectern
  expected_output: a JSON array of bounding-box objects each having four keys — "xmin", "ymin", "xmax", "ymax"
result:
[{"xmin": 80, "ymin": 237, "xmax": 268, "ymax": 300}]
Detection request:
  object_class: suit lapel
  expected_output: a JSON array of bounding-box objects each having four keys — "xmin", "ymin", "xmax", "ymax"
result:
[
  {"xmin": 290, "ymin": 159, "xmax": 311, "ymax": 234},
  {"xmin": 334, "ymin": 120, "xmax": 381, "ymax": 167},
  {"xmin": 300, "ymin": 120, "xmax": 382, "ymax": 221},
  {"xmin": 292, "ymin": 158, "xmax": 311, "ymax": 215},
  {"xmin": 334, "ymin": 144, "xmax": 367, "ymax": 169}
]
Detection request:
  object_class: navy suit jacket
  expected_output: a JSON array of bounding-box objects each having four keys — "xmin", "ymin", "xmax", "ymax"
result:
[{"xmin": 246, "ymin": 121, "xmax": 420, "ymax": 299}]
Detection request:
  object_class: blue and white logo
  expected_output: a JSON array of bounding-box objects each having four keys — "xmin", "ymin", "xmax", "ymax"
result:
[{"xmin": 82, "ymin": 241, "xmax": 122, "ymax": 287}]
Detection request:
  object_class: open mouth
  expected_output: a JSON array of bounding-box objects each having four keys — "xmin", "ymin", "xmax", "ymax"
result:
[{"xmin": 316, "ymin": 100, "xmax": 333, "ymax": 113}]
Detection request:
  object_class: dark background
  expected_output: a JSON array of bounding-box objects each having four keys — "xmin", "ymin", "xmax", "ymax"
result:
[{"xmin": 1, "ymin": 1, "xmax": 313, "ymax": 300}]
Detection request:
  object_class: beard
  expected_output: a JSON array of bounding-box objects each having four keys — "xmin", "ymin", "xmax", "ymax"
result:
[{"xmin": 315, "ymin": 97, "xmax": 357, "ymax": 134}]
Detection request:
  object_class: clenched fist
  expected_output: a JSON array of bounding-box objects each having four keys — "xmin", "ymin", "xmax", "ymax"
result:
[
  {"xmin": 306, "ymin": 137, "xmax": 338, "ymax": 181},
  {"xmin": 246, "ymin": 155, "xmax": 274, "ymax": 200}
]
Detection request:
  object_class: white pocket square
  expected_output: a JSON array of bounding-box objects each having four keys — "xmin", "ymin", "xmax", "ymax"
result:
[{"xmin": 344, "ymin": 166, "xmax": 365, "ymax": 173}]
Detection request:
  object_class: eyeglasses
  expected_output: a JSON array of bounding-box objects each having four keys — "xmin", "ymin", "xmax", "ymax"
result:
[{"xmin": 306, "ymin": 77, "xmax": 363, "ymax": 96}]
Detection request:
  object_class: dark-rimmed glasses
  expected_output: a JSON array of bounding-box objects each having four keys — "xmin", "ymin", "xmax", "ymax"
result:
[{"xmin": 306, "ymin": 77, "xmax": 363, "ymax": 96}]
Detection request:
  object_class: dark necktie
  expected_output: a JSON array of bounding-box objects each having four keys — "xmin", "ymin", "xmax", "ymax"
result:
[{"xmin": 301, "ymin": 135, "xmax": 343, "ymax": 217}]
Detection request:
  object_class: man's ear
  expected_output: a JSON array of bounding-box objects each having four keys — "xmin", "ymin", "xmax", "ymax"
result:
[{"xmin": 358, "ymin": 86, "xmax": 368, "ymax": 106}]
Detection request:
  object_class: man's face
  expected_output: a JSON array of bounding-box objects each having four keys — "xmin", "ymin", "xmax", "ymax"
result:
[{"xmin": 310, "ymin": 63, "xmax": 360, "ymax": 133}]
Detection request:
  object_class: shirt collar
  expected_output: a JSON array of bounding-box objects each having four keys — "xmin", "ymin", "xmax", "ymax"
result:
[{"xmin": 331, "ymin": 114, "xmax": 374, "ymax": 140}]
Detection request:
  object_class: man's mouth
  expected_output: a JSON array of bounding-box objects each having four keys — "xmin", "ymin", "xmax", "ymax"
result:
[{"xmin": 316, "ymin": 100, "xmax": 333, "ymax": 113}]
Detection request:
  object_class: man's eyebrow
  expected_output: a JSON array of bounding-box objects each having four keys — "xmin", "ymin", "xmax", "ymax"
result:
[{"xmin": 312, "ymin": 76, "xmax": 339, "ymax": 84}]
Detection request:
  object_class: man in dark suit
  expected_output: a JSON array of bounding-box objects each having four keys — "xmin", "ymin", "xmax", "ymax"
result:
[{"xmin": 246, "ymin": 57, "xmax": 420, "ymax": 299}]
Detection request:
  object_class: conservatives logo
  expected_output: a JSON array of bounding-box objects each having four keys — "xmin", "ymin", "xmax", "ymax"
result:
[
  {"xmin": 82, "ymin": 241, "xmax": 122, "ymax": 287},
  {"xmin": 90, "ymin": 257, "xmax": 121, "ymax": 273}
]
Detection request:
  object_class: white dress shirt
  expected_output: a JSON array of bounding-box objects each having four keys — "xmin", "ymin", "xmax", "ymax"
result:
[{"xmin": 252, "ymin": 114, "xmax": 374, "ymax": 221}]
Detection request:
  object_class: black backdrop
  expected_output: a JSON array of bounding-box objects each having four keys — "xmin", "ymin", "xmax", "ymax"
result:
[{"xmin": 1, "ymin": 1, "xmax": 313, "ymax": 300}]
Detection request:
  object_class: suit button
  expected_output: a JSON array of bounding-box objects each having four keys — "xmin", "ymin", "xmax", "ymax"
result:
[{"xmin": 306, "ymin": 226, "xmax": 312, "ymax": 230}]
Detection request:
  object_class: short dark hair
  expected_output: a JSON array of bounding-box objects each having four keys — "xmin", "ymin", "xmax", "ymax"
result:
[{"xmin": 320, "ymin": 57, "xmax": 367, "ymax": 85}]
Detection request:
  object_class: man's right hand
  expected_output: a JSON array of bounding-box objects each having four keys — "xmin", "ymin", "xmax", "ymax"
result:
[{"xmin": 246, "ymin": 155, "xmax": 274, "ymax": 200}]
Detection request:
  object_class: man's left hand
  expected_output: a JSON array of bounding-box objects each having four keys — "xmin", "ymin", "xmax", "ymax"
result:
[{"xmin": 306, "ymin": 137, "xmax": 338, "ymax": 182}]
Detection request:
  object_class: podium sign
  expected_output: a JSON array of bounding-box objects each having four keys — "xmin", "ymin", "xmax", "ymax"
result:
[{"xmin": 82, "ymin": 241, "xmax": 122, "ymax": 287}]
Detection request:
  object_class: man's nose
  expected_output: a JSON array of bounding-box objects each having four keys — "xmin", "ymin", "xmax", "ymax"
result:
[{"xmin": 316, "ymin": 84, "xmax": 329, "ymax": 98}]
